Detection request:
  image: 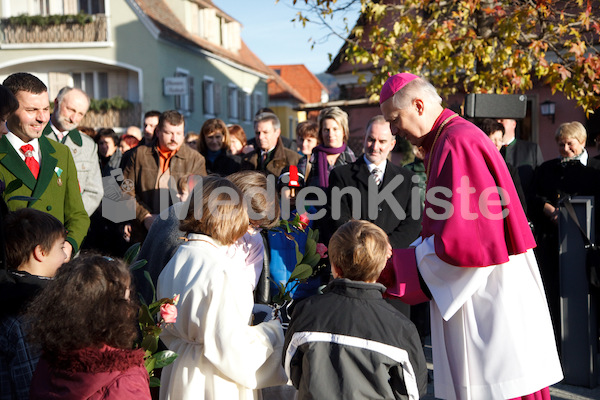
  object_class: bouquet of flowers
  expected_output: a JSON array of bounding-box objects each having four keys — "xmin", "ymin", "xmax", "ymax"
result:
[
  {"xmin": 124, "ymin": 244, "xmax": 179, "ymax": 387},
  {"xmin": 270, "ymin": 213, "xmax": 328, "ymax": 318}
]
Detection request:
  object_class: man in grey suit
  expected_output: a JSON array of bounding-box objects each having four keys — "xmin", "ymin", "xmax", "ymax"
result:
[{"xmin": 43, "ymin": 86, "xmax": 103, "ymax": 215}]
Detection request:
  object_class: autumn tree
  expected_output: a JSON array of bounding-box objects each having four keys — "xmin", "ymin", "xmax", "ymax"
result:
[{"xmin": 287, "ymin": 0, "xmax": 600, "ymax": 114}]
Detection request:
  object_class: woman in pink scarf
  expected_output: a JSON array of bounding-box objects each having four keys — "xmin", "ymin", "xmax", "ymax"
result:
[{"xmin": 299, "ymin": 106, "xmax": 356, "ymax": 189}]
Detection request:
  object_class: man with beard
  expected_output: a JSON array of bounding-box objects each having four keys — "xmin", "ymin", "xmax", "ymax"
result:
[
  {"xmin": 43, "ymin": 86, "xmax": 103, "ymax": 215},
  {"xmin": 123, "ymin": 110, "xmax": 206, "ymax": 243}
]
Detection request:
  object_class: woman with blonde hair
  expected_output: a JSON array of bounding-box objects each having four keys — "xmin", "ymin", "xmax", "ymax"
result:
[
  {"xmin": 534, "ymin": 121, "xmax": 600, "ymax": 346},
  {"xmin": 156, "ymin": 176, "xmax": 286, "ymax": 400},
  {"xmin": 299, "ymin": 106, "xmax": 356, "ymax": 188},
  {"xmin": 198, "ymin": 118, "xmax": 240, "ymax": 175}
]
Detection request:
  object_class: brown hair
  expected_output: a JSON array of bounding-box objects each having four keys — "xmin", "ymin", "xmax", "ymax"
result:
[
  {"xmin": 4, "ymin": 208, "xmax": 67, "ymax": 270},
  {"xmin": 0, "ymin": 84, "xmax": 19, "ymax": 120},
  {"xmin": 478, "ymin": 118, "xmax": 505, "ymax": 137},
  {"xmin": 228, "ymin": 124, "xmax": 247, "ymax": 147},
  {"xmin": 120, "ymin": 134, "xmax": 140, "ymax": 149},
  {"xmin": 26, "ymin": 254, "xmax": 139, "ymax": 355},
  {"xmin": 198, "ymin": 118, "xmax": 230, "ymax": 153},
  {"xmin": 3, "ymin": 72, "xmax": 47, "ymax": 96},
  {"xmin": 296, "ymin": 120, "xmax": 320, "ymax": 142},
  {"xmin": 179, "ymin": 176, "xmax": 248, "ymax": 245},
  {"xmin": 157, "ymin": 110, "xmax": 185, "ymax": 132},
  {"xmin": 328, "ymin": 220, "xmax": 390, "ymax": 282},
  {"xmin": 78, "ymin": 126, "xmax": 97, "ymax": 139},
  {"xmin": 228, "ymin": 170, "xmax": 280, "ymax": 230}
]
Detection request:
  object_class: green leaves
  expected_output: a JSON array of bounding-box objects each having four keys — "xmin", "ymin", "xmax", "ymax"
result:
[
  {"xmin": 269, "ymin": 222, "xmax": 327, "ymax": 306},
  {"xmin": 288, "ymin": 0, "xmax": 600, "ymax": 115},
  {"xmin": 123, "ymin": 243, "xmax": 141, "ymax": 265},
  {"xmin": 289, "ymin": 263, "xmax": 313, "ymax": 281},
  {"xmin": 154, "ymin": 350, "xmax": 178, "ymax": 369},
  {"xmin": 88, "ymin": 96, "xmax": 133, "ymax": 112},
  {"xmin": 2, "ymin": 12, "xmax": 93, "ymax": 27},
  {"xmin": 124, "ymin": 243, "xmax": 178, "ymax": 387}
]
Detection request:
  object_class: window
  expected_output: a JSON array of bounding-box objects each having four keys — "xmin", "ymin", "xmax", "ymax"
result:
[
  {"xmin": 72, "ymin": 71, "xmax": 108, "ymax": 99},
  {"xmin": 79, "ymin": 0, "xmax": 105, "ymax": 14},
  {"xmin": 8, "ymin": 0, "xmax": 62, "ymax": 17},
  {"xmin": 174, "ymin": 69, "xmax": 194, "ymax": 115},
  {"xmin": 242, "ymin": 92, "xmax": 251, "ymax": 122},
  {"xmin": 252, "ymin": 92, "xmax": 264, "ymax": 116},
  {"xmin": 289, "ymin": 117, "xmax": 295, "ymax": 139},
  {"xmin": 203, "ymin": 78, "xmax": 222, "ymax": 116},
  {"xmin": 228, "ymin": 85, "xmax": 239, "ymax": 120}
]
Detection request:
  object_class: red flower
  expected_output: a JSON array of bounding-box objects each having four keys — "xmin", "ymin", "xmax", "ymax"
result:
[{"xmin": 298, "ymin": 213, "xmax": 309, "ymax": 230}]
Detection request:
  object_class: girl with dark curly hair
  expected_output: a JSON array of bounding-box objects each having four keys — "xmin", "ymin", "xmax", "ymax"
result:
[{"xmin": 27, "ymin": 254, "xmax": 151, "ymax": 399}]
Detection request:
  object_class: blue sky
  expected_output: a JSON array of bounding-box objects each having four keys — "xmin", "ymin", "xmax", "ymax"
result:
[{"xmin": 216, "ymin": 0, "xmax": 358, "ymax": 74}]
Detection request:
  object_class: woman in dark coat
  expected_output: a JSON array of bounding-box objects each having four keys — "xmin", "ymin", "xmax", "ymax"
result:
[
  {"xmin": 534, "ymin": 121, "xmax": 600, "ymax": 346},
  {"xmin": 198, "ymin": 118, "xmax": 240, "ymax": 176}
]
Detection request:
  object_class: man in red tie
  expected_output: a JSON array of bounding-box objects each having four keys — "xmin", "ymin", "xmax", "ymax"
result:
[{"xmin": 0, "ymin": 73, "xmax": 89, "ymax": 261}]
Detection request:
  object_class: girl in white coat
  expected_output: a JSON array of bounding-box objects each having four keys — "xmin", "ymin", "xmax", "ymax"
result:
[{"xmin": 157, "ymin": 176, "xmax": 287, "ymax": 400}]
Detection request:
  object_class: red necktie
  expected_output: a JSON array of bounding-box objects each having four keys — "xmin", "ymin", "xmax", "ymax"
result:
[{"xmin": 20, "ymin": 144, "xmax": 39, "ymax": 179}]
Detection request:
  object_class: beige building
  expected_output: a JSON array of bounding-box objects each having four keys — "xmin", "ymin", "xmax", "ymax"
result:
[{"xmin": 0, "ymin": 0, "xmax": 274, "ymax": 134}]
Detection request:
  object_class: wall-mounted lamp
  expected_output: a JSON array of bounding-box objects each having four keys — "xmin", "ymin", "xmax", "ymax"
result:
[{"xmin": 540, "ymin": 100, "xmax": 556, "ymax": 124}]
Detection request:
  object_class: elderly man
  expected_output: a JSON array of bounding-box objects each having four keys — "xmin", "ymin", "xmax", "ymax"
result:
[
  {"xmin": 379, "ymin": 73, "xmax": 562, "ymax": 400},
  {"xmin": 0, "ymin": 73, "xmax": 89, "ymax": 260},
  {"xmin": 241, "ymin": 112, "xmax": 301, "ymax": 177},
  {"xmin": 328, "ymin": 115, "xmax": 421, "ymax": 249},
  {"xmin": 43, "ymin": 86, "xmax": 103, "ymax": 215},
  {"xmin": 123, "ymin": 110, "xmax": 206, "ymax": 242}
]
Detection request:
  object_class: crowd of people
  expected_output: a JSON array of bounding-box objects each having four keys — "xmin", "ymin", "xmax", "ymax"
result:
[{"xmin": 0, "ymin": 69, "xmax": 591, "ymax": 400}]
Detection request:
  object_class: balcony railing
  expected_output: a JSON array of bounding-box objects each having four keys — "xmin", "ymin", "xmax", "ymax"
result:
[
  {"xmin": 81, "ymin": 102, "xmax": 141, "ymax": 130},
  {"xmin": 1, "ymin": 14, "xmax": 107, "ymax": 44}
]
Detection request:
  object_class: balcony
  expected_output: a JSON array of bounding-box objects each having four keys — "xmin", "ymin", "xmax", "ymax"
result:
[
  {"xmin": 1, "ymin": 14, "xmax": 107, "ymax": 45},
  {"xmin": 81, "ymin": 102, "xmax": 142, "ymax": 129}
]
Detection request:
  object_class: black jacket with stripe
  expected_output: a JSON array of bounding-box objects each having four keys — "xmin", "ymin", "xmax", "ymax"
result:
[{"xmin": 284, "ymin": 279, "xmax": 428, "ymax": 400}]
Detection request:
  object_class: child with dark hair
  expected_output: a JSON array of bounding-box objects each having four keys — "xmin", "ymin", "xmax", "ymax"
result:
[
  {"xmin": 284, "ymin": 220, "xmax": 428, "ymax": 400},
  {"xmin": 0, "ymin": 208, "xmax": 67, "ymax": 399},
  {"xmin": 26, "ymin": 254, "xmax": 151, "ymax": 399}
]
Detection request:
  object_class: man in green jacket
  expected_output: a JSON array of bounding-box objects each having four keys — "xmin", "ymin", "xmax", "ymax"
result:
[{"xmin": 0, "ymin": 72, "xmax": 89, "ymax": 260}]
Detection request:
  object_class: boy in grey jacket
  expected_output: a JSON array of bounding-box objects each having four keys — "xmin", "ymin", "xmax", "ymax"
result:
[{"xmin": 284, "ymin": 220, "xmax": 428, "ymax": 400}]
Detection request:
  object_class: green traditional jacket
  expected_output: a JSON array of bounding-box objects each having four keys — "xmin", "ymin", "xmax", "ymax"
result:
[{"xmin": 0, "ymin": 135, "xmax": 90, "ymax": 252}]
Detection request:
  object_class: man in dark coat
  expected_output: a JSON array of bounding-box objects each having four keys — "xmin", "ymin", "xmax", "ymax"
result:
[
  {"xmin": 327, "ymin": 115, "xmax": 422, "ymax": 249},
  {"xmin": 241, "ymin": 112, "xmax": 301, "ymax": 177}
]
